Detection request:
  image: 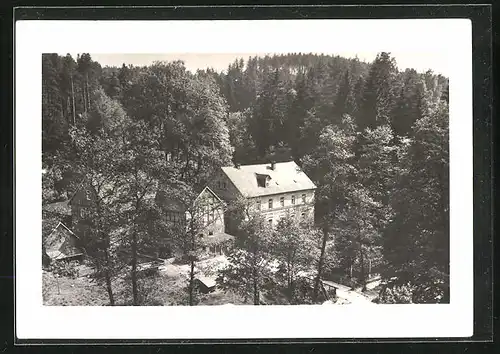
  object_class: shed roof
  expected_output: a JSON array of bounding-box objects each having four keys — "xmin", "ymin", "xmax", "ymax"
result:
[{"xmin": 221, "ymin": 161, "xmax": 316, "ymax": 198}]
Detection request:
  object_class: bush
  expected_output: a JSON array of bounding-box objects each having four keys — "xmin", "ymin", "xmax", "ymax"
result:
[
  {"xmin": 378, "ymin": 283, "xmax": 415, "ymax": 304},
  {"xmin": 49, "ymin": 260, "xmax": 80, "ymax": 278}
]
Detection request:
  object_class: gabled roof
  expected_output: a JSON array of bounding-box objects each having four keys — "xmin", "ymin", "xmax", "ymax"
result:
[
  {"xmin": 221, "ymin": 161, "xmax": 317, "ymax": 198},
  {"xmin": 46, "ymin": 221, "xmax": 79, "ymax": 241},
  {"xmin": 44, "ymin": 222, "xmax": 83, "ymax": 260},
  {"xmin": 193, "ymin": 186, "xmax": 225, "ymax": 205},
  {"xmin": 158, "ymin": 185, "xmax": 225, "ymax": 212}
]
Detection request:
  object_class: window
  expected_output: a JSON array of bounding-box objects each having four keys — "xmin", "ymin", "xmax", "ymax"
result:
[
  {"xmin": 85, "ymin": 190, "xmax": 91, "ymax": 201},
  {"xmin": 209, "ymin": 231, "xmax": 214, "ymax": 236},
  {"xmin": 301, "ymin": 212, "xmax": 306, "ymax": 218},
  {"xmin": 291, "ymin": 195, "xmax": 295, "ymax": 205},
  {"xmin": 268, "ymin": 199, "xmax": 273, "ymax": 209},
  {"xmin": 199, "ymin": 233, "xmax": 204, "ymax": 238},
  {"xmin": 256, "ymin": 174, "xmax": 270, "ymax": 188},
  {"xmin": 222, "ymin": 182, "xmax": 227, "ymax": 189},
  {"xmin": 302, "ymin": 194, "xmax": 306, "ymax": 204},
  {"xmin": 257, "ymin": 175, "xmax": 266, "ymax": 187},
  {"xmin": 256, "ymin": 199, "xmax": 261, "ymax": 210},
  {"xmin": 280, "ymin": 197, "xmax": 284, "ymax": 207},
  {"xmin": 268, "ymin": 219, "xmax": 273, "ymax": 226}
]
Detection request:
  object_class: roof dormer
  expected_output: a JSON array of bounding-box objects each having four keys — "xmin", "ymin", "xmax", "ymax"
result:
[{"xmin": 256, "ymin": 173, "xmax": 271, "ymax": 188}]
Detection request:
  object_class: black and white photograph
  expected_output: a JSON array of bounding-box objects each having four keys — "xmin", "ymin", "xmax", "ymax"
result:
[
  {"xmin": 40, "ymin": 50, "xmax": 450, "ymax": 307},
  {"xmin": 15, "ymin": 18, "xmax": 475, "ymax": 339}
]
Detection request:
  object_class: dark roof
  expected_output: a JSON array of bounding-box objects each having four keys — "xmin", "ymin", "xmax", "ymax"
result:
[{"xmin": 221, "ymin": 161, "xmax": 317, "ymax": 198}]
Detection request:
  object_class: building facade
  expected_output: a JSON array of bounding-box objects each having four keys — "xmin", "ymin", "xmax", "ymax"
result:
[
  {"xmin": 209, "ymin": 161, "xmax": 317, "ymax": 231},
  {"xmin": 68, "ymin": 180, "xmax": 95, "ymax": 244},
  {"xmin": 156, "ymin": 186, "xmax": 234, "ymax": 258}
]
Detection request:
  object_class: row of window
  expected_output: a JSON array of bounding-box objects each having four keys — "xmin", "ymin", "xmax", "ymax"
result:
[
  {"xmin": 267, "ymin": 212, "xmax": 307, "ymax": 226},
  {"xmin": 166, "ymin": 211, "xmax": 182, "ymax": 222},
  {"xmin": 256, "ymin": 193, "xmax": 307, "ymax": 210}
]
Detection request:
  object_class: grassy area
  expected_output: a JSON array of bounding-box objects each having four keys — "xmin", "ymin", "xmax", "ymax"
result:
[
  {"xmin": 43, "ymin": 271, "xmax": 111, "ymax": 306},
  {"xmin": 42, "ymin": 264, "xmax": 246, "ymax": 306},
  {"xmin": 43, "ymin": 256, "xmax": 346, "ymax": 306}
]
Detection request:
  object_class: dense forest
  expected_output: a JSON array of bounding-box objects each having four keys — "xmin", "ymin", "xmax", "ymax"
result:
[{"xmin": 42, "ymin": 52, "xmax": 449, "ymax": 305}]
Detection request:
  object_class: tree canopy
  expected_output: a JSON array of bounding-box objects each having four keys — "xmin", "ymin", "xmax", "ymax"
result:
[{"xmin": 43, "ymin": 52, "xmax": 449, "ymax": 305}]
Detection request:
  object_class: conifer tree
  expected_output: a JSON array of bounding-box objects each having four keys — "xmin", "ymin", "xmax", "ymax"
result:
[{"xmin": 358, "ymin": 52, "xmax": 398, "ymax": 131}]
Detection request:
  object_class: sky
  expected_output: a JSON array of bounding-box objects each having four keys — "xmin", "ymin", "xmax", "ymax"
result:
[
  {"xmin": 84, "ymin": 51, "xmax": 449, "ymax": 76},
  {"xmin": 50, "ymin": 19, "xmax": 462, "ymax": 78}
]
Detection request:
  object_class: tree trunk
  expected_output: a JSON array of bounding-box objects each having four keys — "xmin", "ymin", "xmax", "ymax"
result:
[
  {"xmin": 103, "ymin": 250, "xmax": 115, "ymax": 306},
  {"xmin": 188, "ymin": 223, "xmax": 196, "ymax": 306},
  {"xmin": 105, "ymin": 272, "xmax": 114, "ymax": 306},
  {"xmin": 86, "ymin": 73, "xmax": 91, "ymax": 109},
  {"xmin": 253, "ymin": 268, "xmax": 259, "ymax": 305},
  {"xmin": 71, "ymin": 75, "xmax": 76, "ymax": 125},
  {"xmin": 359, "ymin": 245, "xmax": 367, "ymax": 292},
  {"xmin": 189, "ymin": 258, "xmax": 195, "ymax": 306},
  {"xmin": 313, "ymin": 226, "xmax": 329, "ymax": 302},
  {"xmin": 82, "ymin": 84, "xmax": 87, "ymax": 114},
  {"xmin": 131, "ymin": 230, "xmax": 138, "ymax": 305},
  {"xmin": 66, "ymin": 96, "xmax": 70, "ymax": 121}
]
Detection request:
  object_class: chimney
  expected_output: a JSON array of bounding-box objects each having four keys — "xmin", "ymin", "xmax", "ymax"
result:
[{"xmin": 270, "ymin": 161, "xmax": 276, "ymax": 170}]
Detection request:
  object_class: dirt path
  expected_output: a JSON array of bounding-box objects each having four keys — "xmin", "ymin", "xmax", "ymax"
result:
[{"xmin": 322, "ymin": 280, "xmax": 375, "ymax": 305}]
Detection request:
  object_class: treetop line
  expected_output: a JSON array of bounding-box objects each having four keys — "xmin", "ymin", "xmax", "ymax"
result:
[{"xmin": 42, "ymin": 52, "xmax": 449, "ymax": 306}]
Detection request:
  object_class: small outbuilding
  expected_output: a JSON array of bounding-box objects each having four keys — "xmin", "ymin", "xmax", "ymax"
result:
[
  {"xmin": 44, "ymin": 222, "xmax": 85, "ymax": 263},
  {"xmin": 194, "ymin": 275, "xmax": 217, "ymax": 294}
]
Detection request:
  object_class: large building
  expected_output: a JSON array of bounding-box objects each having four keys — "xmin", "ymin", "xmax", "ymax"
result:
[{"xmin": 209, "ymin": 161, "xmax": 317, "ymax": 230}]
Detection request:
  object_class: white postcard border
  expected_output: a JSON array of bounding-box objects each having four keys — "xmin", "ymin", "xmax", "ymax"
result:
[{"xmin": 15, "ymin": 19, "xmax": 473, "ymax": 339}]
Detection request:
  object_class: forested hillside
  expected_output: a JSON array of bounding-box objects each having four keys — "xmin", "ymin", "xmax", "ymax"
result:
[{"xmin": 42, "ymin": 52, "xmax": 449, "ymax": 304}]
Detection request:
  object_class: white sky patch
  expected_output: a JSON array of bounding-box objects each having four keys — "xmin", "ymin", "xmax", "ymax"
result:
[
  {"xmin": 16, "ymin": 19, "xmax": 472, "ymax": 340},
  {"xmin": 69, "ymin": 51, "xmax": 449, "ymax": 77}
]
